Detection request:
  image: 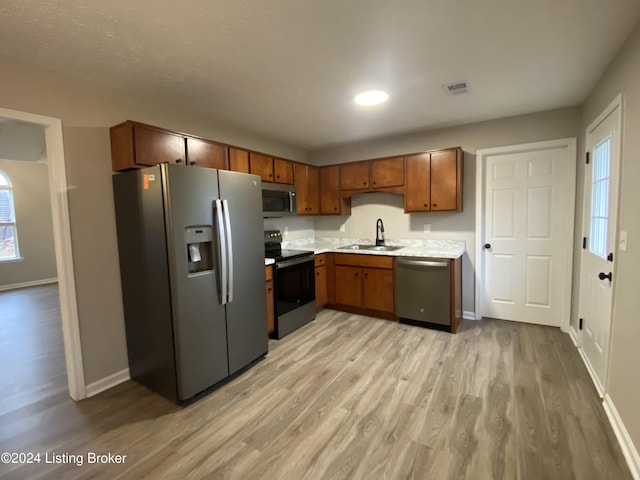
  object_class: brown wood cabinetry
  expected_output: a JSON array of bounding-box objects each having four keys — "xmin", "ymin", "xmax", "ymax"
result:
[
  {"xmin": 265, "ymin": 265, "xmax": 275, "ymax": 335},
  {"xmin": 319, "ymin": 165, "xmax": 351, "ymax": 215},
  {"xmin": 294, "ymin": 163, "xmax": 319, "ymax": 215},
  {"xmin": 370, "ymin": 157, "xmax": 404, "ymax": 188},
  {"xmin": 274, "ymin": 158, "xmax": 294, "ymax": 184},
  {"xmin": 186, "ymin": 137, "xmax": 227, "ymax": 169},
  {"xmin": 315, "ymin": 254, "xmax": 328, "ymax": 310},
  {"xmin": 250, "ymin": 152, "xmax": 274, "ymax": 182},
  {"xmin": 330, "ymin": 254, "xmax": 396, "ymax": 319},
  {"xmin": 110, "ymin": 121, "xmax": 187, "ymax": 170},
  {"xmin": 405, "ymin": 148, "xmax": 463, "ymax": 212},
  {"xmin": 340, "ymin": 161, "xmax": 370, "ymax": 190},
  {"xmin": 228, "ymin": 147, "xmax": 250, "ymax": 174}
]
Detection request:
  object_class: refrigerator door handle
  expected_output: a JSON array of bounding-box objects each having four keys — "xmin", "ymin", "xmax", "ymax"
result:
[
  {"xmin": 222, "ymin": 199, "xmax": 234, "ymax": 303},
  {"xmin": 215, "ymin": 199, "xmax": 228, "ymax": 304}
]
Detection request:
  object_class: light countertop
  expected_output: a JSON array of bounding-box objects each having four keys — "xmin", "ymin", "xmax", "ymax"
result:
[
  {"xmin": 264, "ymin": 258, "xmax": 275, "ymax": 266},
  {"xmin": 281, "ymin": 237, "xmax": 465, "ymax": 259}
]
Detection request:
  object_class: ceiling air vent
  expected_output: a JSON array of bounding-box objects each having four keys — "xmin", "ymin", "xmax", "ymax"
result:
[{"xmin": 443, "ymin": 80, "xmax": 470, "ymax": 96}]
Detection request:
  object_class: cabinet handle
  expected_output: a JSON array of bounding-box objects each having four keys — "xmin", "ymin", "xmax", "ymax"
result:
[
  {"xmin": 189, "ymin": 161, "xmax": 196, "ymax": 166},
  {"xmin": 316, "ymin": 271, "xmax": 320, "ymax": 276},
  {"xmin": 269, "ymin": 173, "xmax": 273, "ymax": 177},
  {"xmin": 334, "ymin": 207, "xmax": 337, "ymax": 210},
  {"xmin": 176, "ymin": 159, "xmax": 183, "ymax": 164},
  {"xmin": 276, "ymin": 175, "xmax": 280, "ymax": 179},
  {"xmin": 433, "ymin": 203, "xmax": 437, "ymax": 208},
  {"xmin": 423, "ymin": 203, "xmax": 428, "ymax": 207},
  {"xmin": 355, "ymin": 272, "xmax": 359, "ymax": 277},
  {"xmin": 363, "ymin": 181, "xmax": 367, "ymax": 185},
  {"xmin": 373, "ymin": 181, "xmax": 376, "ymax": 185},
  {"xmin": 365, "ymin": 272, "xmax": 368, "ymax": 278}
]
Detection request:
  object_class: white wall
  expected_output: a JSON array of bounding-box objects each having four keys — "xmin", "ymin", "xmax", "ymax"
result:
[{"xmin": 311, "ymin": 107, "xmax": 582, "ymax": 315}]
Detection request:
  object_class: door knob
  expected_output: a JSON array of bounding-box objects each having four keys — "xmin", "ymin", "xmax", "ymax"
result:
[
  {"xmin": 598, "ymin": 272, "xmax": 612, "ymax": 282},
  {"xmin": 484, "ymin": 243, "xmax": 491, "ymax": 249}
]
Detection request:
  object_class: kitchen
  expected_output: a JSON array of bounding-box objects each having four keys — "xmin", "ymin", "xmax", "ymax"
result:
[{"xmin": 1, "ymin": 1, "xmax": 640, "ymax": 479}]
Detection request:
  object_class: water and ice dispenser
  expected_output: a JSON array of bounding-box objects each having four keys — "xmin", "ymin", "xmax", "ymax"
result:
[{"xmin": 185, "ymin": 226, "xmax": 213, "ymax": 274}]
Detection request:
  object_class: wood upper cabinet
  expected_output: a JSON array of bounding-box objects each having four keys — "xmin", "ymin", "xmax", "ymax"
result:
[
  {"xmin": 294, "ymin": 163, "xmax": 319, "ymax": 215},
  {"xmin": 370, "ymin": 157, "xmax": 404, "ymax": 188},
  {"xmin": 319, "ymin": 165, "xmax": 351, "ymax": 215},
  {"xmin": 273, "ymin": 158, "xmax": 294, "ymax": 184},
  {"xmin": 340, "ymin": 161, "xmax": 370, "ymax": 190},
  {"xmin": 186, "ymin": 138, "xmax": 227, "ymax": 169},
  {"xmin": 110, "ymin": 121, "xmax": 187, "ymax": 170},
  {"xmin": 405, "ymin": 148, "xmax": 463, "ymax": 212},
  {"xmin": 250, "ymin": 152, "xmax": 274, "ymax": 182},
  {"xmin": 228, "ymin": 147, "xmax": 250, "ymax": 174}
]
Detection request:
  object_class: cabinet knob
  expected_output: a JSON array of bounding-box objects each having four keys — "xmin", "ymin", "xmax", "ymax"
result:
[
  {"xmin": 433, "ymin": 203, "xmax": 437, "ymax": 207},
  {"xmin": 363, "ymin": 181, "xmax": 367, "ymax": 185},
  {"xmin": 316, "ymin": 271, "xmax": 320, "ymax": 276},
  {"xmin": 276, "ymin": 175, "xmax": 280, "ymax": 179},
  {"xmin": 364, "ymin": 273, "xmax": 368, "ymax": 279},
  {"xmin": 269, "ymin": 173, "xmax": 273, "ymax": 177},
  {"xmin": 334, "ymin": 207, "xmax": 337, "ymax": 210},
  {"xmin": 423, "ymin": 203, "xmax": 428, "ymax": 207},
  {"xmin": 355, "ymin": 272, "xmax": 359, "ymax": 277},
  {"xmin": 373, "ymin": 181, "xmax": 376, "ymax": 185},
  {"xmin": 176, "ymin": 159, "xmax": 183, "ymax": 164},
  {"xmin": 189, "ymin": 161, "xmax": 196, "ymax": 166},
  {"xmin": 267, "ymin": 287, "xmax": 272, "ymax": 293}
]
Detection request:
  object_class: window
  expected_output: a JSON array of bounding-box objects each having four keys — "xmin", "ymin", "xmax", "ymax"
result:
[
  {"xmin": 0, "ymin": 171, "xmax": 20, "ymax": 261},
  {"xmin": 589, "ymin": 137, "xmax": 611, "ymax": 259}
]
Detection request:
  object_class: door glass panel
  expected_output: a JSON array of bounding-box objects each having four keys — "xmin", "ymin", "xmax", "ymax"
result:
[{"xmin": 589, "ymin": 137, "xmax": 611, "ymax": 258}]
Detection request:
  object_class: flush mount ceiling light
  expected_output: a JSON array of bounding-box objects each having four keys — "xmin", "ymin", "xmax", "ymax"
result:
[{"xmin": 354, "ymin": 90, "xmax": 389, "ymax": 106}]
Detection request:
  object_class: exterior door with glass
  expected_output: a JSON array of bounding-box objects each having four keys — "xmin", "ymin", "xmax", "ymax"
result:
[{"xmin": 578, "ymin": 98, "xmax": 621, "ymax": 395}]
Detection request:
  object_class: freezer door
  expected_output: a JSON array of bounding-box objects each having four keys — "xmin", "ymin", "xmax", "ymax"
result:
[
  {"xmin": 218, "ymin": 170, "xmax": 269, "ymax": 374},
  {"xmin": 163, "ymin": 164, "xmax": 229, "ymax": 400}
]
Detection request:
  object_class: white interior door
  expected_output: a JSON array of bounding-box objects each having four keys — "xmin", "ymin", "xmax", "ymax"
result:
[
  {"xmin": 477, "ymin": 139, "xmax": 576, "ymax": 328},
  {"xmin": 577, "ymin": 100, "xmax": 621, "ymax": 395}
]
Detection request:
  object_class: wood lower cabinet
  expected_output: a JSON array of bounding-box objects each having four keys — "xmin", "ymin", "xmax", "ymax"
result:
[
  {"xmin": 265, "ymin": 265, "xmax": 275, "ymax": 335},
  {"xmin": 405, "ymin": 148, "xmax": 463, "ymax": 212},
  {"xmin": 319, "ymin": 165, "xmax": 351, "ymax": 215},
  {"xmin": 315, "ymin": 254, "xmax": 328, "ymax": 310},
  {"xmin": 294, "ymin": 163, "xmax": 319, "ymax": 214},
  {"xmin": 330, "ymin": 254, "xmax": 395, "ymax": 319},
  {"xmin": 186, "ymin": 137, "xmax": 227, "ymax": 169}
]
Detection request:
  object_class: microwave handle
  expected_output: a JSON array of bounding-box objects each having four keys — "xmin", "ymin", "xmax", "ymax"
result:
[{"xmin": 289, "ymin": 191, "xmax": 296, "ymax": 212}]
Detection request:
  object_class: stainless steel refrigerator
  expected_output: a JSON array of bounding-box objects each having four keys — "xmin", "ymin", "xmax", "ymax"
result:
[{"xmin": 113, "ymin": 164, "xmax": 268, "ymax": 403}]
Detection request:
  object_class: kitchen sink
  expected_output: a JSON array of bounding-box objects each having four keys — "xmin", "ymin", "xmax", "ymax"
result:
[{"xmin": 338, "ymin": 244, "xmax": 404, "ymax": 252}]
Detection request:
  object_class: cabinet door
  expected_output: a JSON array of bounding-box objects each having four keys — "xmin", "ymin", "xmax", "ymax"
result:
[
  {"xmin": 294, "ymin": 163, "xmax": 309, "ymax": 214},
  {"xmin": 266, "ymin": 277, "xmax": 275, "ymax": 334},
  {"xmin": 250, "ymin": 152, "xmax": 274, "ymax": 182},
  {"xmin": 134, "ymin": 125, "xmax": 186, "ymax": 166},
  {"xmin": 430, "ymin": 150, "xmax": 459, "ymax": 211},
  {"xmin": 363, "ymin": 268, "xmax": 395, "ymax": 313},
  {"xmin": 306, "ymin": 165, "xmax": 320, "ymax": 214},
  {"xmin": 315, "ymin": 265, "xmax": 327, "ymax": 310},
  {"xmin": 320, "ymin": 165, "xmax": 340, "ymax": 214},
  {"xmin": 274, "ymin": 158, "xmax": 294, "ymax": 184},
  {"xmin": 229, "ymin": 147, "xmax": 250, "ymax": 174},
  {"xmin": 335, "ymin": 266, "xmax": 362, "ymax": 307},
  {"xmin": 186, "ymin": 138, "xmax": 227, "ymax": 169},
  {"xmin": 371, "ymin": 157, "xmax": 404, "ymax": 188},
  {"xmin": 340, "ymin": 161, "xmax": 370, "ymax": 190},
  {"xmin": 405, "ymin": 153, "xmax": 431, "ymax": 212}
]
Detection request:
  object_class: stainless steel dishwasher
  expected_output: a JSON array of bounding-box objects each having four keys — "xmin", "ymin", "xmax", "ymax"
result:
[{"xmin": 396, "ymin": 257, "xmax": 451, "ymax": 329}]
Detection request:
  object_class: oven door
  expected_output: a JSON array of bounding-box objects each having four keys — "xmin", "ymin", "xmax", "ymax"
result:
[{"xmin": 275, "ymin": 256, "xmax": 316, "ymax": 316}]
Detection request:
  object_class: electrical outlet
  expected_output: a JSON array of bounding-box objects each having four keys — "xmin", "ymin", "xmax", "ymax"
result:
[
  {"xmin": 340, "ymin": 224, "xmax": 346, "ymax": 232},
  {"xmin": 423, "ymin": 224, "xmax": 431, "ymax": 233},
  {"xmin": 284, "ymin": 226, "xmax": 289, "ymax": 236}
]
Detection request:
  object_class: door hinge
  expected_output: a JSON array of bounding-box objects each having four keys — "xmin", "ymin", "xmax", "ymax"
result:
[
  {"xmin": 586, "ymin": 152, "xmax": 590, "ymax": 165},
  {"xmin": 607, "ymin": 252, "xmax": 614, "ymax": 262},
  {"xmin": 582, "ymin": 237, "xmax": 587, "ymax": 249},
  {"xmin": 579, "ymin": 318, "xmax": 583, "ymax": 330}
]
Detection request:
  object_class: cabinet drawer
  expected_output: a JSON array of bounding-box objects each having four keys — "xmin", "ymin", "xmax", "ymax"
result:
[
  {"xmin": 334, "ymin": 253, "xmax": 393, "ymax": 269},
  {"xmin": 314, "ymin": 254, "xmax": 326, "ymax": 267}
]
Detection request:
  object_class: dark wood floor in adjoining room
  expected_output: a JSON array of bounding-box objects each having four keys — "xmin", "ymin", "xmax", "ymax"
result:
[{"xmin": 0, "ymin": 307, "xmax": 631, "ymax": 480}]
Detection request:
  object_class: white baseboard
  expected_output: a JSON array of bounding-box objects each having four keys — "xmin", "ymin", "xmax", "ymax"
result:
[
  {"xmin": 463, "ymin": 310, "xmax": 477, "ymax": 321},
  {"xmin": 85, "ymin": 368, "xmax": 130, "ymax": 398},
  {"xmin": 604, "ymin": 394, "xmax": 640, "ymax": 480},
  {"xmin": 0, "ymin": 277, "xmax": 58, "ymax": 292},
  {"xmin": 576, "ymin": 345, "xmax": 604, "ymax": 398},
  {"xmin": 568, "ymin": 326, "xmax": 579, "ymax": 347}
]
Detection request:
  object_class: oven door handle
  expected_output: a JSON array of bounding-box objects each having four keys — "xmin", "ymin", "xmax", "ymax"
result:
[{"xmin": 276, "ymin": 256, "xmax": 314, "ymax": 269}]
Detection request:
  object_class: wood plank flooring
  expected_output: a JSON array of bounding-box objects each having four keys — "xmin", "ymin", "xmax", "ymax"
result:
[{"xmin": 0, "ymin": 305, "xmax": 632, "ymax": 479}]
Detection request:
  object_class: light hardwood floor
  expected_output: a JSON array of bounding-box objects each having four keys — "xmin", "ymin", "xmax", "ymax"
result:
[{"xmin": 0, "ymin": 301, "xmax": 631, "ymax": 479}]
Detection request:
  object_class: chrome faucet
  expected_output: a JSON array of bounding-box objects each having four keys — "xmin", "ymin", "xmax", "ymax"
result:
[{"xmin": 375, "ymin": 218, "xmax": 385, "ymax": 246}]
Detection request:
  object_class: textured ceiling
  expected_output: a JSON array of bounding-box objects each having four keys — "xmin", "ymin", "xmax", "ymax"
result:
[{"xmin": 1, "ymin": 1, "xmax": 639, "ymax": 149}]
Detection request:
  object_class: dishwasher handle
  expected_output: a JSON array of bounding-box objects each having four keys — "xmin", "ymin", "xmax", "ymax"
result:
[{"xmin": 397, "ymin": 258, "xmax": 449, "ymax": 268}]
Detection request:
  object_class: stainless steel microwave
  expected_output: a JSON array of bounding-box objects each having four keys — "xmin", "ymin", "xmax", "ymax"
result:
[{"xmin": 262, "ymin": 182, "xmax": 297, "ymax": 217}]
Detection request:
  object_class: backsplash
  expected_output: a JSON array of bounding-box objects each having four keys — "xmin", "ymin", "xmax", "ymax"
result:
[{"xmin": 263, "ymin": 216, "xmax": 315, "ymax": 241}]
